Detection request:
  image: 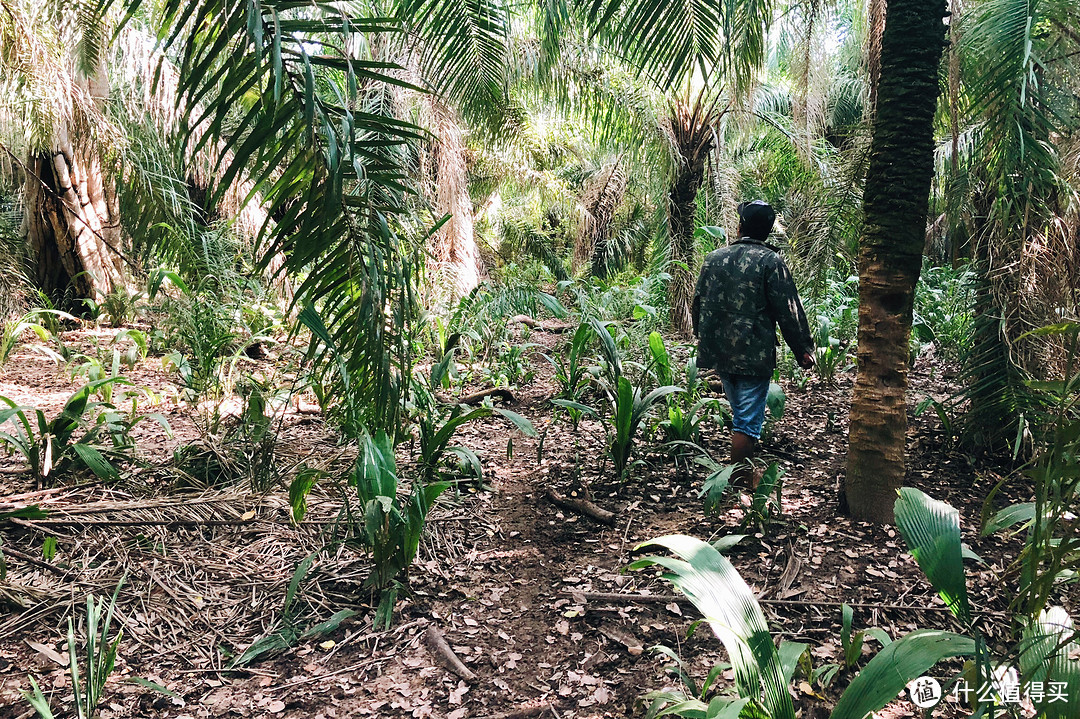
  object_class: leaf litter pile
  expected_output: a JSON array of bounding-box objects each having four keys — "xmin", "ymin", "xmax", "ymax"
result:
[{"xmin": 0, "ymin": 324, "xmax": 1059, "ymax": 719}]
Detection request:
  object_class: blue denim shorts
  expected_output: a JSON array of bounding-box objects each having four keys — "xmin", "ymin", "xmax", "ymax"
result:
[{"xmin": 718, "ymin": 373, "xmax": 771, "ymax": 440}]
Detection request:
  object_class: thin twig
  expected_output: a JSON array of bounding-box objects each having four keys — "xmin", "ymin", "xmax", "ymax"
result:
[
  {"xmin": 0, "ymin": 546, "xmax": 71, "ymax": 577},
  {"xmin": 563, "ymin": 590, "xmax": 1011, "ymax": 617}
]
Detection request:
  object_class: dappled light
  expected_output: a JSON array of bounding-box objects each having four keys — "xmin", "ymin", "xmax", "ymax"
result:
[{"xmin": 1, "ymin": 0, "xmax": 1078, "ymax": 717}]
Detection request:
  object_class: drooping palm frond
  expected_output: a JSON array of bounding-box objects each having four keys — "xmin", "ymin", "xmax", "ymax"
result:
[
  {"xmin": 398, "ymin": 0, "xmax": 512, "ymax": 115},
  {"xmin": 582, "ymin": 0, "xmax": 775, "ymax": 92},
  {"xmin": 576, "ymin": 159, "xmax": 627, "ymax": 276},
  {"xmin": 953, "ymin": 0, "xmax": 1080, "ymax": 447},
  {"xmin": 106, "ymin": 99, "xmax": 203, "ymax": 273},
  {"xmin": 499, "ymin": 216, "xmax": 571, "ymax": 281},
  {"xmin": 140, "ymin": 0, "xmax": 425, "ymax": 432},
  {"xmin": 631, "ymin": 535, "xmax": 797, "ymax": 719}
]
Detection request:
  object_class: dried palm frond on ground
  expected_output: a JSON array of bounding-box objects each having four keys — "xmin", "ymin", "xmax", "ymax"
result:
[{"xmin": 0, "ymin": 471, "xmax": 486, "ymax": 673}]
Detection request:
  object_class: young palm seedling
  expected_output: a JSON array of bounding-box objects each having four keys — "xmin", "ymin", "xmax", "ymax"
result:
[
  {"xmin": 0, "ymin": 379, "xmax": 168, "ymax": 485},
  {"xmin": 640, "ymin": 644, "xmax": 750, "ymax": 719},
  {"xmin": 417, "ymin": 401, "xmax": 536, "ymax": 486},
  {"xmin": 22, "ymin": 579, "xmax": 175, "ymax": 718},
  {"xmin": 544, "ymin": 322, "xmax": 592, "ymax": 430},
  {"xmin": 347, "ymin": 430, "xmax": 449, "ymax": 628},
  {"xmin": 579, "ymin": 321, "xmax": 683, "ymax": 481}
]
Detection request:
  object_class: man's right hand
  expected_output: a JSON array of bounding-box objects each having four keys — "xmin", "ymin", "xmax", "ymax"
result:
[{"xmin": 798, "ymin": 352, "xmax": 815, "ymax": 369}]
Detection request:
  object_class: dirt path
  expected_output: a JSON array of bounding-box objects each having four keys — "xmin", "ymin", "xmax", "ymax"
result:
[{"xmin": 0, "ymin": 328, "xmax": 1051, "ymax": 719}]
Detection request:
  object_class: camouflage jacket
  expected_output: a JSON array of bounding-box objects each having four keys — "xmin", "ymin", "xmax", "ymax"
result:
[{"xmin": 693, "ymin": 238, "xmax": 814, "ymax": 377}]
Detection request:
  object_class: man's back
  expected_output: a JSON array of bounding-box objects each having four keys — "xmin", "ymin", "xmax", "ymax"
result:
[{"xmin": 695, "ymin": 238, "xmax": 812, "ymax": 377}]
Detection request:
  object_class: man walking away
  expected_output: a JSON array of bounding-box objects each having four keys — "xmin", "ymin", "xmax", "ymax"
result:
[{"xmin": 692, "ymin": 200, "xmax": 815, "ymax": 486}]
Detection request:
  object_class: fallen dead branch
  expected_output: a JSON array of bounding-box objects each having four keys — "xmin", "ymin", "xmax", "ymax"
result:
[
  {"xmin": 14, "ymin": 518, "xmax": 257, "ymax": 528},
  {"xmin": 425, "ymin": 624, "xmax": 476, "ymax": 680},
  {"xmin": 438, "ymin": 387, "xmax": 516, "ymax": 405},
  {"xmin": 476, "ymin": 701, "xmax": 555, "ymax": 719},
  {"xmin": 545, "ymin": 490, "xmax": 615, "ymax": 526},
  {"xmin": 0, "ymin": 546, "xmax": 72, "ymax": 578},
  {"xmin": 563, "ymin": 590, "xmax": 1011, "ymax": 616},
  {"xmin": 509, "ymin": 315, "xmax": 574, "ymax": 333}
]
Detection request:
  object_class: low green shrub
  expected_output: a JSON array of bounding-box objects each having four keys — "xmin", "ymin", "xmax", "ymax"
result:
[{"xmin": 0, "ymin": 379, "xmax": 169, "ymax": 484}]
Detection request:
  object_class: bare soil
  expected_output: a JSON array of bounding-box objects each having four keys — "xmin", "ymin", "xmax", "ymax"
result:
[{"xmin": 0, "ymin": 323, "xmax": 1065, "ymax": 719}]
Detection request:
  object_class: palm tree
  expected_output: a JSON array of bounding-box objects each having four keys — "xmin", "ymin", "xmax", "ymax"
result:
[
  {"xmin": 1, "ymin": 1, "xmax": 278, "ymax": 306},
  {"xmin": 2, "ymin": 1, "xmax": 129, "ymax": 304},
  {"xmin": 397, "ymin": 1, "xmax": 514, "ymax": 301},
  {"xmin": 948, "ymin": 0, "xmax": 1080, "ymax": 451},
  {"xmin": 845, "ymin": 0, "xmax": 949, "ymax": 523},
  {"xmin": 664, "ymin": 80, "xmax": 730, "ymax": 333},
  {"xmin": 581, "ymin": 0, "xmax": 775, "ymax": 333}
]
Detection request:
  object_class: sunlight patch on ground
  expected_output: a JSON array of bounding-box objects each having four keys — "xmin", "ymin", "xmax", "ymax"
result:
[{"xmin": 0, "ymin": 382, "xmax": 76, "ymax": 409}]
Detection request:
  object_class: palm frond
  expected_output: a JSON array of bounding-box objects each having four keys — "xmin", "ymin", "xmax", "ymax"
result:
[
  {"xmin": 400, "ymin": 0, "xmax": 512, "ymax": 113},
  {"xmin": 146, "ymin": 0, "xmax": 424, "ymax": 432},
  {"xmin": 953, "ymin": 0, "xmax": 1080, "ymax": 447},
  {"xmin": 582, "ymin": 0, "xmax": 775, "ymax": 91}
]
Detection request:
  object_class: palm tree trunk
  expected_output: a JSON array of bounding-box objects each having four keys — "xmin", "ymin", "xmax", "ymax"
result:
[
  {"xmin": 669, "ymin": 158, "xmax": 705, "ymax": 335},
  {"xmin": 846, "ymin": 0, "xmax": 948, "ymax": 523},
  {"xmin": 24, "ymin": 129, "xmax": 126, "ymax": 306},
  {"xmin": 428, "ymin": 102, "xmax": 481, "ymax": 300}
]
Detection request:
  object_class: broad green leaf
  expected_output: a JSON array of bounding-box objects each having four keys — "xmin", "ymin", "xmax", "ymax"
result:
[
  {"xmin": 299, "ymin": 609, "xmax": 358, "ymax": 640},
  {"xmin": 705, "ymin": 697, "xmax": 749, "ymax": 719},
  {"xmin": 894, "ymin": 488, "xmax": 971, "ymax": 625},
  {"xmin": 551, "ymin": 399, "xmax": 599, "ymax": 418},
  {"xmin": 631, "ymin": 535, "xmax": 795, "ymax": 719},
  {"xmin": 866, "ymin": 627, "xmax": 892, "ymax": 647},
  {"xmin": 982, "ymin": 502, "xmax": 1035, "ymax": 536},
  {"xmin": 231, "ymin": 632, "xmax": 294, "ymax": 668},
  {"xmin": 283, "ymin": 553, "xmax": 317, "ymax": 618},
  {"xmin": 695, "ymin": 225, "xmax": 727, "ymax": 241},
  {"xmin": 20, "ymin": 676, "xmax": 56, "ymax": 719},
  {"xmin": 538, "ymin": 292, "xmax": 568, "ymax": 319},
  {"xmin": 446, "ymin": 446, "xmax": 483, "ymax": 480},
  {"xmin": 1019, "ymin": 607, "xmax": 1080, "ymax": 719},
  {"xmin": 778, "ymin": 641, "xmax": 808, "ymax": 684},
  {"xmin": 71, "ymin": 444, "xmax": 119, "ymax": 480},
  {"xmin": 711, "ymin": 534, "xmax": 746, "ymax": 552},
  {"xmin": 492, "ymin": 408, "xmax": 538, "ymax": 438},
  {"xmin": 648, "ymin": 331, "xmax": 673, "ymax": 386},
  {"xmin": 830, "ymin": 630, "xmax": 976, "ymax": 719},
  {"xmin": 0, "ymin": 505, "xmax": 49, "ymax": 521},
  {"xmin": 288, "ymin": 469, "xmax": 322, "ymax": 523},
  {"xmin": 766, "ymin": 383, "xmax": 786, "ymax": 420}
]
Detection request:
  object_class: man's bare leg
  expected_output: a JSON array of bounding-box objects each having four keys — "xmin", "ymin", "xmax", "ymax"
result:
[{"xmin": 731, "ymin": 431, "xmax": 756, "ymax": 489}]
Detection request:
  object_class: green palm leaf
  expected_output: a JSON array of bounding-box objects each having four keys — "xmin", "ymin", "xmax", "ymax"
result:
[
  {"xmin": 830, "ymin": 629, "xmax": 976, "ymax": 719},
  {"xmin": 144, "ymin": 0, "xmax": 423, "ymax": 434},
  {"xmin": 894, "ymin": 487, "xmax": 972, "ymax": 626},
  {"xmin": 400, "ymin": 0, "xmax": 511, "ymax": 108},
  {"xmin": 583, "ymin": 0, "xmax": 774, "ymax": 90},
  {"xmin": 631, "ymin": 534, "xmax": 795, "ymax": 719},
  {"xmin": 1019, "ymin": 606, "xmax": 1080, "ymax": 719}
]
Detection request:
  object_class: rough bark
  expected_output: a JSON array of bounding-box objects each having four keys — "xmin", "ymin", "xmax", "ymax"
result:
[
  {"xmin": 866, "ymin": 0, "xmax": 888, "ymax": 112},
  {"xmin": 668, "ymin": 158, "xmax": 706, "ymax": 335},
  {"xmin": 428, "ymin": 102, "xmax": 481, "ymax": 300},
  {"xmin": 20, "ymin": 52, "xmax": 127, "ymax": 307},
  {"xmin": 846, "ymin": 0, "xmax": 948, "ymax": 524},
  {"xmin": 24, "ymin": 128, "xmax": 126, "ymax": 305}
]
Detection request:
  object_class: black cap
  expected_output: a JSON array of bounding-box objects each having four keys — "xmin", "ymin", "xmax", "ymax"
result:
[{"xmin": 738, "ymin": 200, "xmax": 776, "ymax": 240}]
